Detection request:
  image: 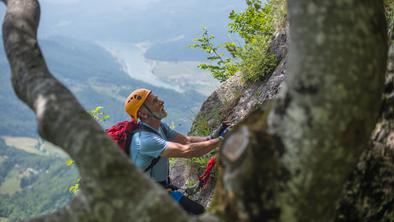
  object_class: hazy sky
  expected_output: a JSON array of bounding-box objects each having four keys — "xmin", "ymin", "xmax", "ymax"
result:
[{"xmin": 0, "ymin": 0, "xmax": 246, "ymax": 44}]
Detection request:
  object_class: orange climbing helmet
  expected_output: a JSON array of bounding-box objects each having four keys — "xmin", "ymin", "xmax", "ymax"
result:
[{"xmin": 124, "ymin": 88, "xmax": 151, "ymax": 119}]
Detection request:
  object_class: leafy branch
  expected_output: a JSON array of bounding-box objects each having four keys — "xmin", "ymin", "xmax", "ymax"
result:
[
  {"xmin": 190, "ymin": 27, "xmax": 239, "ymax": 82},
  {"xmin": 191, "ymin": 0, "xmax": 287, "ymax": 83},
  {"xmin": 89, "ymin": 106, "xmax": 110, "ymax": 122}
]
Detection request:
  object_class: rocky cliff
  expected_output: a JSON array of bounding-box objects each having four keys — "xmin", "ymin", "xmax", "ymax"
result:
[{"xmin": 170, "ymin": 26, "xmax": 289, "ymax": 208}]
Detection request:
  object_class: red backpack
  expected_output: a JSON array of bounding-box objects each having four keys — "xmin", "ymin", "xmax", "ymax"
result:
[
  {"xmin": 105, "ymin": 119, "xmax": 163, "ymax": 172},
  {"xmin": 105, "ymin": 119, "xmax": 139, "ymax": 156}
]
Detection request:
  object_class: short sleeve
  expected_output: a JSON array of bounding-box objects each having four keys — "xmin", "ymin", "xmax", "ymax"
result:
[
  {"xmin": 139, "ymin": 133, "xmax": 168, "ymax": 158},
  {"xmin": 161, "ymin": 123, "xmax": 180, "ymax": 140}
]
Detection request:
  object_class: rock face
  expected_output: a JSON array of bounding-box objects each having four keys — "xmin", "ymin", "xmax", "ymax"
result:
[
  {"xmin": 189, "ymin": 27, "xmax": 288, "ymax": 135},
  {"xmin": 170, "ymin": 26, "xmax": 289, "ymax": 208}
]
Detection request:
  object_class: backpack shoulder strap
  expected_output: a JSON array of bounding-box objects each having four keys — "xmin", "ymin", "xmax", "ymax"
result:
[
  {"xmin": 134, "ymin": 123, "xmax": 165, "ymax": 173},
  {"xmin": 144, "ymin": 156, "xmax": 161, "ymax": 172},
  {"xmin": 125, "ymin": 131, "xmax": 133, "ymax": 157}
]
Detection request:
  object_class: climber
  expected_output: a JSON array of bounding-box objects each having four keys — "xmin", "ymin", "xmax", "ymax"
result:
[{"xmin": 124, "ymin": 88, "xmax": 229, "ymax": 215}]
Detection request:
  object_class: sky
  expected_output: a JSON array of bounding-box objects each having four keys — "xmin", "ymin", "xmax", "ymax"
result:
[{"xmin": 0, "ymin": 0, "xmax": 246, "ymax": 44}]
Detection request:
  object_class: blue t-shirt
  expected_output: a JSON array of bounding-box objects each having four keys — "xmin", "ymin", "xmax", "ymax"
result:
[{"xmin": 130, "ymin": 122, "xmax": 179, "ymax": 182}]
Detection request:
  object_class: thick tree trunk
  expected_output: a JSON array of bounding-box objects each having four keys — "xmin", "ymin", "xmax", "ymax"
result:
[
  {"xmin": 216, "ymin": 0, "xmax": 387, "ymax": 222},
  {"xmin": 333, "ymin": 18, "xmax": 394, "ymax": 221},
  {"xmin": 335, "ymin": 43, "xmax": 394, "ymax": 222},
  {"xmin": 273, "ymin": 0, "xmax": 387, "ymax": 221}
]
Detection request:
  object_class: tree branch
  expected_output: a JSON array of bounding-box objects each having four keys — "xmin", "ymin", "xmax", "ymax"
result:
[{"xmin": 1, "ymin": 0, "xmax": 193, "ymax": 221}]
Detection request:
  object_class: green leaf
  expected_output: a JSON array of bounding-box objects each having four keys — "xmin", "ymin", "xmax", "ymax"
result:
[{"xmin": 66, "ymin": 159, "xmax": 74, "ymax": 166}]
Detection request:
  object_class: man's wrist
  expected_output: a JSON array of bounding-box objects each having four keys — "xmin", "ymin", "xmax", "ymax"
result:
[{"xmin": 205, "ymin": 136, "xmax": 222, "ymax": 142}]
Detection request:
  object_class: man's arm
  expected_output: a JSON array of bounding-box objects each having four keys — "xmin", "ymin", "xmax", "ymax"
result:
[
  {"xmin": 167, "ymin": 123, "xmax": 231, "ymax": 144},
  {"xmin": 161, "ymin": 138, "xmax": 221, "ymax": 158},
  {"xmin": 187, "ymin": 136, "xmax": 210, "ymax": 143},
  {"xmin": 169, "ymin": 134, "xmax": 209, "ymax": 144}
]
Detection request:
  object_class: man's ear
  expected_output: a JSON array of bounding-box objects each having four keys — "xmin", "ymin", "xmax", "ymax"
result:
[{"xmin": 138, "ymin": 109, "xmax": 148, "ymax": 119}]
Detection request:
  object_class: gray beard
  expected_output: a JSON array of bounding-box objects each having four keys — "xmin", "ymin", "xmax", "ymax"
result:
[{"xmin": 152, "ymin": 109, "xmax": 167, "ymax": 120}]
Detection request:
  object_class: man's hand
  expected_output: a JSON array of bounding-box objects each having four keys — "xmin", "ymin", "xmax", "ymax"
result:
[
  {"xmin": 218, "ymin": 125, "xmax": 232, "ymax": 139},
  {"xmin": 209, "ymin": 123, "xmax": 229, "ymax": 139}
]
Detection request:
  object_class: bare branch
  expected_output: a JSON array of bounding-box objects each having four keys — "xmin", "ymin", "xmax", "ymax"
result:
[{"xmin": 1, "ymin": 0, "xmax": 193, "ymax": 221}]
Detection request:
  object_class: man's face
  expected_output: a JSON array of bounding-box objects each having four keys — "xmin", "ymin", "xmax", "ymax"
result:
[{"xmin": 143, "ymin": 93, "xmax": 167, "ymax": 119}]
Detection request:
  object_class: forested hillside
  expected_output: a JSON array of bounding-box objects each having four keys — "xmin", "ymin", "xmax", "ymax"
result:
[
  {"xmin": 0, "ymin": 36, "xmax": 205, "ymax": 137},
  {"xmin": 0, "ymin": 139, "xmax": 77, "ymax": 221}
]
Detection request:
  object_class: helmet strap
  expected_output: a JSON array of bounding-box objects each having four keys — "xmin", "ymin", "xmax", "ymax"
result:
[{"xmin": 142, "ymin": 103, "xmax": 161, "ymax": 120}]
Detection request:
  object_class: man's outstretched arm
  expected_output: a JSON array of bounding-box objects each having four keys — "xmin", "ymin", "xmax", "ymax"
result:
[
  {"xmin": 161, "ymin": 139, "xmax": 221, "ymax": 158},
  {"xmin": 169, "ymin": 124, "xmax": 230, "ymax": 144},
  {"xmin": 170, "ymin": 134, "xmax": 210, "ymax": 144}
]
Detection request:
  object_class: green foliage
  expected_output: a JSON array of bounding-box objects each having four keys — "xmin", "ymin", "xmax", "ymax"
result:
[
  {"xmin": 190, "ymin": 104, "xmax": 223, "ymax": 137},
  {"xmin": 0, "ymin": 169, "xmax": 22, "ymax": 195},
  {"xmin": 190, "ymin": 27, "xmax": 239, "ymax": 82},
  {"xmin": 189, "ymin": 114, "xmax": 213, "ymax": 136},
  {"xmin": 185, "ymin": 176, "xmax": 198, "ymax": 188},
  {"xmin": 385, "ymin": 0, "xmax": 394, "ymax": 41},
  {"xmin": 228, "ymin": 0, "xmax": 275, "ymax": 43},
  {"xmin": 65, "ymin": 159, "xmax": 74, "ymax": 166},
  {"xmin": 187, "ymin": 114, "xmax": 218, "ymax": 174},
  {"xmin": 68, "ymin": 178, "xmax": 80, "ymax": 194},
  {"xmin": 66, "ymin": 160, "xmax": 79, "ymax": 194},
  {"xmin": 191, "ymin": 0, "xmax": 287, "ymax": 83},
  {"xmin": 168, "ymin": 121, "xmax": 176, "ymax": 130},
  {"xmin": 0, "ymin": 139, "xmax": 76, "ymax": 221},
  {"xmin": 231, "ymin": 0, "xmax": 286, "ymax": 82},
  {"xmin": 168, "ymin": 123, "xmax": 177, "ymax": 168},
  {"xmin": 89, "ymin": 106, "xmax": 110, "ymax": 122},
  {"xmin": 169, "ymin": 158, "xmax": 176, "ymax": 167},
  {"xmin": 239, "ymin": 36, "xmax": 278, "ymax": 82},
  {"xmin": 191, "ymin": 151, "xmax": 216, "ymax": 173}
]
